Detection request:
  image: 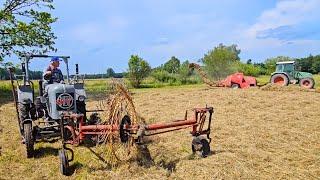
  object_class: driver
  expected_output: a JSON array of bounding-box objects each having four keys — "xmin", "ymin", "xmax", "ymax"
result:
[{"xmin": 43, "ymin": 56, "xmax": 64, "ymax": 84}]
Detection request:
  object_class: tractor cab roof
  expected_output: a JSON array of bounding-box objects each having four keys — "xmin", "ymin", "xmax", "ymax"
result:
[{"xmin": 276, "ymin": 61, "xmax": 295, "ymax": 65}]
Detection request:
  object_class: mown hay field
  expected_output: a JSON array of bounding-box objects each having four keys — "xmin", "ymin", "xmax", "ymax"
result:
[{"xmin": 0, "ymin": 81, "xmax": 319, "ymax": 179}]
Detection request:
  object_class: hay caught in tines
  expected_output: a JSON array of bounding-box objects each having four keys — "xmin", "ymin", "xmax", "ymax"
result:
[{"xmin": 95, "ymin": 80, "xmax": 144, "ymax": 166}]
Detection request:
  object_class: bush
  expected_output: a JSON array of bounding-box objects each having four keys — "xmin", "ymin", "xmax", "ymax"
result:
[
  {"xmin": 151, "ymin": 69, "xmax": 177, "ymax": 83},
  {"xmin": 178, "ymin": 60, "xmax": 192, "ymax": 84},
  {"xmin": 237, "ymin": 63, "xmax": 261, "ymax": 77},
  {"xmin": 128, "ymin": 55, "xmax": 151, "ymax": 88}
]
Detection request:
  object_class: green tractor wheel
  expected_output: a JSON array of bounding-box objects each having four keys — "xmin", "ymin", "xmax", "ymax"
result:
[
  {"xmin": 271, "ymin": 74, "xmax": 289, "ymax": 86},
  {"xmin": 299, "ymin": 78, "xmax": 314, "ymax": 89}
]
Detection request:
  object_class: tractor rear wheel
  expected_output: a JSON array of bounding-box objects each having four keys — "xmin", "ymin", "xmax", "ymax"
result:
[
  {"xmin": 24, "ymin": 123, "xmax": 34, "ymax": 158},
  {"xmin": 271, "ymin": 74, "xmax": 289, "ymax": 86},
  {"xmin": 299, "ymin": 78, "xmax": 314, "ymax": 89}
]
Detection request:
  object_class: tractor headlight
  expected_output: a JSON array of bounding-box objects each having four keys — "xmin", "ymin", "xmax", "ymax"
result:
[{"xmin": 78, "ymin": 95, "xmax": 85, "ymax": 102}]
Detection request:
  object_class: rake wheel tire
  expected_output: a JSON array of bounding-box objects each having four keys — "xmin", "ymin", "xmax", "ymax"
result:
[
  {"xmin": 59, "ymin": 149, "xmax": 69, "ymax": 176},
  {"xmin": 120, "ymin": 115, "xmax": 131, "ymax": 143},
  {"xmin": 24, "ymin": 123, "xmax": 34, "ymax": 158},
  {"xmin": 192, "ymin": 137, "xmax": 210, "ymax": 158}
]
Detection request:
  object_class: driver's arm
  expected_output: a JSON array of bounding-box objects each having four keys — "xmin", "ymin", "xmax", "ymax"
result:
[{"xmin": 43, "ymin": 67, "xmax": 52, "ymax": 80}]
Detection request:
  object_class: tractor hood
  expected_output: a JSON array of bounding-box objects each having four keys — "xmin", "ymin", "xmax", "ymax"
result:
[
  {"xmin": 297, "ymin": 71, "xmax": 313, "ymax": 79},
  {"xmin": 46, "ymin": 83, "xmax": 76, "ymax": 120}
]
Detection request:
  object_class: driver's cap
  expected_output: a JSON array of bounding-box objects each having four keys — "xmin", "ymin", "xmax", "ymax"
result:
[{"xmin": 50, "ymin": 56, "xmax": 61, "ymax": 62}]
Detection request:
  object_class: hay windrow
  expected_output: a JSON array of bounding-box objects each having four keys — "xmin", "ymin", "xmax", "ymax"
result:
[{"xmin": 260, "ymin": 83, "xmax": 316, "ymax": 92}]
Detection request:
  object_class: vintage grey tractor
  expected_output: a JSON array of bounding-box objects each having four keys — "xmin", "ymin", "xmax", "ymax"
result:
[
  {"xmin": 270, "ymin": 61, "xmax": 315, "ymax": 89},
  {"xmin": 9, "ymin": 54, "xmax": 89, "ymax": 158},
  {"xmin": 9, "ymin": 55, "xmax": 215, "ymax": 176}
]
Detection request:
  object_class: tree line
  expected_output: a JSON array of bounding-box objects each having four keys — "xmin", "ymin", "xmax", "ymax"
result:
[{"xmin": 126, "ymin": 43, "xmax": 320, "ymax": 88}]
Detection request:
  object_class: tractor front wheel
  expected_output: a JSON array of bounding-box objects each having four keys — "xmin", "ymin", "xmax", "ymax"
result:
[
  {"xmin": 24, "ymin": 123, "xmax": 34, "ymax": 158},
  {"xmin": 271, "ymin": 74, "xmax": 289, "ymax": 86},
  {"xmin": 299, "ymin": 78, "xmax": 314, "ymax": 89},
  {"xmin": 18, "ymin": 104, "xmax": 28, "ymax": 131}
]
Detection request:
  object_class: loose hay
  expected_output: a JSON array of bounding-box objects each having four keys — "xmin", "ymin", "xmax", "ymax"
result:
[
  {"xmin": 0, "ymin": 85, "xmax": 319, "ymax": 179},
  {"xmin": 94, "ymin": 80, "xmax": 146, "ymax": 166},
  {"xmin": 260, "ymin": 83, "xmax": 316, "ymax": 92}
]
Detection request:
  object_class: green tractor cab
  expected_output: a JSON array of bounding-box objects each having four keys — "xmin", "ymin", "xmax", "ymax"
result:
[{"xmin": 270, "ymin": 61, "xmax": 315, "ymax": 89}]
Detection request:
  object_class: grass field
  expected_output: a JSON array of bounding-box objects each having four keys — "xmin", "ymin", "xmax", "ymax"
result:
[{"xmin": 0, "ymin": 78, "xmax": 320, "ymax": 179}]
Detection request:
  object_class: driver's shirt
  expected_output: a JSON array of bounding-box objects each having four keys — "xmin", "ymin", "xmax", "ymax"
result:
[{"xmin": 43, "ymin": 66, "xmax": 64, "ymax": 83}]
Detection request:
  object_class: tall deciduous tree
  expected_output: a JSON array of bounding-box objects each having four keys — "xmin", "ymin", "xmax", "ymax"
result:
[
  {"xmin": 178, "ymin": 60, "xmax": 191, "ymax": 84},
  {"xmin": 128, "ymin": 55, "xmax": 151, "ymax": 88},
  {"xmin": 0, "ymin": 0, "xmax": 57, "ymax": 62},
  {"xmin": 163, "ymin": 56, "xmax": 180, "ymax": 73},
  {"xmin": 106, "ymin": 67, "xmax": 115, "ymax": 78},
  {"xmin": 201, "ymin": 43, "xmax": 240, "ymax": 80}
]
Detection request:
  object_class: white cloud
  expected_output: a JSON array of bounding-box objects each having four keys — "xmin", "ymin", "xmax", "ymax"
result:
[
  {"xmin": 70, "ymin": 16, "xmax": 129, "ymax": 45},
  {"xmin": 247, "ymin": 0, "xmax": 320, "ymax": 38}
]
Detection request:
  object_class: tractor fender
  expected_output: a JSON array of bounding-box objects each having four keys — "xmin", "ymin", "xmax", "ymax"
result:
[
  {"xmin": 17, "ymin": 85, "xmax": 34, "ymax": 104},
  {"xmin": 270, "ymin": 72, "xmax": 289, "ymax": 82}
]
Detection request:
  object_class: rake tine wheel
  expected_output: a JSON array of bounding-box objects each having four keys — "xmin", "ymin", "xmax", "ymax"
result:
[{"xmin": 95, "ymin": 82, "xmax": 141, "ymax": 164}]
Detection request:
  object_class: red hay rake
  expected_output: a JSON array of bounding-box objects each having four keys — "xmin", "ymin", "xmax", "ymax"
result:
[{"xmin": 58, "ymin": 84, "xmax": 214, "ymax": 175}]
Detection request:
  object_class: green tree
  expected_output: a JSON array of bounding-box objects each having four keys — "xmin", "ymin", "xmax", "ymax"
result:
[
  {"xmin": 224, "ymin": 44, "xmax": 241, "ymax": 61},
  {"xmin": 178, "ymin": 60, "xmax": 191, "ymax": 84},
  {"xmin": 296, "ymin": 54, "xmax": 317, "ymax": 73},
  {"xmin": 311, "ymin": 55, "xmax": 320, "ymax": 74},
  {"xmin": 201, "ymin": 44, "xmax": 240, "ymax": 80},
  {"xmin": 0, "ymin": 0, "xmax": 57, "ymax": 62},
  {"xmin": 236, "ymin": 62, "xmax": 261, "ymax": 77},
  {"xmin": 128, "ymin": 55, "xmax": 151, "ymax": 88},
  {"xmin": 264, "ymin": 56, "xmax": 292, "ymax": 75},
  {"xmin": 106, "ymin": 67, "xmax": 115, "ymax": 78},
  {"xmin": 163, "ymin": 56, "xmax": 180, "ymax": 73}
]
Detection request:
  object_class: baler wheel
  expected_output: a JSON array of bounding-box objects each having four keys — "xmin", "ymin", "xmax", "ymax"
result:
[
  {"xmin": 24, "ymin": 123, "xmax": 34, "ymax": 158},
  {"xmin": 192, "ymin": 137, "xmax": 210, "ymax": 158},
  {"xmin": 231, "ymin": 83, "xmax": 240, "ymax": 89},
  {"xmin": 59, "ymin": 149, "xmax": 69, "ymax": 175}
]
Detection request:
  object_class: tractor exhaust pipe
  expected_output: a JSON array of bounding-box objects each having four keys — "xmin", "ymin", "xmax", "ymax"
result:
[
  {"xmin": 21, "ymin": 62, "xmax": 26, "ymax": 84},
  {"xmin": 76, "ymin": 64, "xmax": 79, "ymax": 75},
  {"xmin": 75, "ymin": 64, "xmax": 79, "ymax": 82}
]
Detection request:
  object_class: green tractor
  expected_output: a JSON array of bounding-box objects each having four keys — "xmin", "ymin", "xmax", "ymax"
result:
[{"xmin": 270, "ymin": 61, "xmax": 315, "ymax": 89}]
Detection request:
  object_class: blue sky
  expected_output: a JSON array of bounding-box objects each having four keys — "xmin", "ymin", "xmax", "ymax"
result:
[{"xmin": 30, "ymin": 0, "xmax": 320, "ymax": 73}]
